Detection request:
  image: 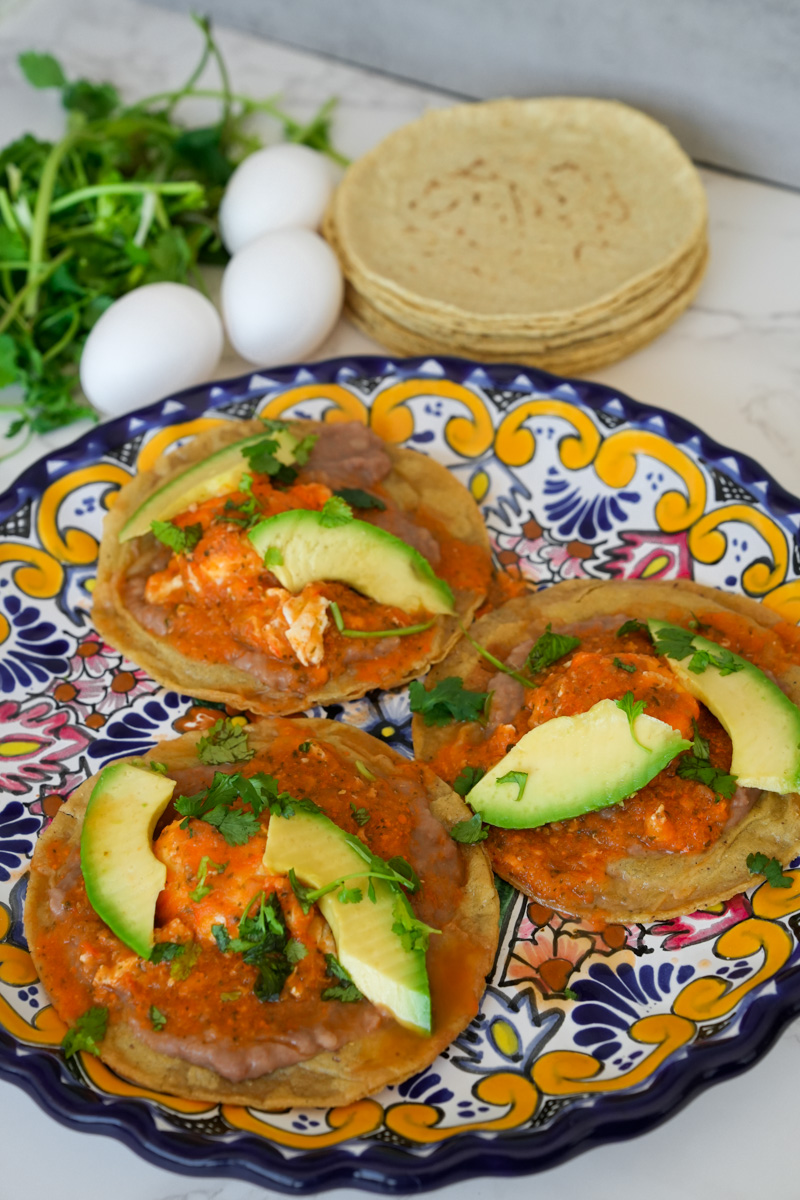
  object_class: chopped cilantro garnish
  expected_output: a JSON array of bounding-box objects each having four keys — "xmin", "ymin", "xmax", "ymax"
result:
[
  {"xmin": 615, "ymin": 692, "xmax": 649, "ymax": 751},
  {"xmin": 149, "ymin": 1005, "xmax": 167, "ymax": 1031},
  {"xmin": 170, "ymin": 943, "xmax": 201, "ymax": 981},
  {"xmin": 175, "ymin": 773, "xmax": 262, "ymax": 846},
  {"xmin": 150, "ymin": 941, "xmax": 186, "ymax": 964},
  {"xmin": 350, "ymin": 800, "xmax": 371, "ymax": 826},
  {"xmin": 651, "ymin": 624, "xmax": 745, "ymax": 676},
  {"xmin": 330, "ymin": 600, "xmax": 435, "ymax": 639},
  {"xmin": 449, "ymin": 814, "xmax": 488, "ymax": 843},
  {"xmin": 613, "ymin": 656, "xmax": 636, "ymax": 674},
  {"xmin": 319, "ymin": 496, "xmax": 353, "ymax": 527},
  {"xmin": 526, "ymin": 624, "xmax": 581, "ymax": 674},
  {"xmin": 197, "ymin": 717, "xmax": 254, "ymax": 766},
  {"xmin": 61, "ymin": 1006, "xmax": 107, "ymax": 1059},
  {"xmin": 498, "ymin": 770, "xmax": 528, "ymax": 801},
  {"xmin": 747, "ymin": 852, "xmax": 792, "ymax": 889},
  {"xmin": 241, "ymin": 432, "xmax": 315, "ymax": 487},
  {"xmin": 391, "ymin": 895, "xmax": 439, "ymax": 953},
  {"xmin": 148, "ymin": 760, "xmax": 168, "ymax": 775},
  {"xmin": 213, "ymin": 892, "xmax": 294, "ymax": 1003},
  {"xmin": 189, "ymin": 855, "xmax": 226, "ymax": 902},
  {"xmin": 286, "ymin": 939, "xmax": 308, "ymax": 964},
  {"xmin": 691, "ymin": 718, "xmax": 710, "ymax": 761},
  {"xmin": 616, "ymin": 619, "xmax": 650, "ymax": 638},
  {"xmin": 454, "ymin": 765, "xmax": 485, "ymax": 797},
  {"xmin": 321, "ymin": 953, "xmax": 363, "ymax": 1002},
  {"xmin": 263, "ymin": 546, "xmax": 283, "ymax": 568},
  {"xmin": 333, "ymin": 487, "xmax": 386, "ymax": 511},
  {"xmin": 150, "ymin": 519, "xmax": 203, "ymax": 555},
  {"xmin": 298, "ymin": 741, "xmax": 312, "ymax": 753},
  {"xmin": 676, "ymin": 754, "xmax": 737, "ymax": 799},
  {"xmin": 409, "ymin": 676, "xmax": 490, "ymax": 726}
]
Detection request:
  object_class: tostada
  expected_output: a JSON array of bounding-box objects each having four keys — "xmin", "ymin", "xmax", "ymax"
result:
[
  {"xmin": 412, "ymin": 579, "xmax": 800, "ymax": 924},
  {"xmin": 92, "ymin": 418, "xmax": 492, "ymax": 714},
  {"xmin": 24, "ymin": 717, "xmax": 498, "ymax": 1108}
]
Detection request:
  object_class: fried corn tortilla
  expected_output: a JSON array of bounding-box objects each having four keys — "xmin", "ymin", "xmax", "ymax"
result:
[
  {"xmin": 25, "ymin": 718, "xmax": 499, "ymax": 1108},
  {"xmin": 413, "ymin": 579, "xmax": 800, "ymax": 923},
  {"xmin": 92, "ymin": 418, "xmax": 491, "ymax": 715}
]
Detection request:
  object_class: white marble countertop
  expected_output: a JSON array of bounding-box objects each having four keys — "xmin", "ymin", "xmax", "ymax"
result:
[{"xmin": 1, "ymin": 1, "xmax": 800, "ymax": 1196}]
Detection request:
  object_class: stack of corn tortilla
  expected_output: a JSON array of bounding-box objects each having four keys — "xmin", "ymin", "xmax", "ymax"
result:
[{"xmin": 323, "ymin": 98, "xmax": 708, "ymax": 373}]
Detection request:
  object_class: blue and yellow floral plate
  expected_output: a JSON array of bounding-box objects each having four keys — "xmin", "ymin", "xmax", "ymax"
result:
[{"xmin": 2, "ymin": 355, "xmax": 800, "ymax": 1193}]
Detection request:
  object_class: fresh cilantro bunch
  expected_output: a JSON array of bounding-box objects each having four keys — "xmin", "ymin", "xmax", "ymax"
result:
[{"xmin": 0, "ymin": 17, "xmax": 345, "ymax": 447}]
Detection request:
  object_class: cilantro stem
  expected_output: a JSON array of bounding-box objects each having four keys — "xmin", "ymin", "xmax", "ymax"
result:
[
  {"xmin": 41, "ymin": 306, "xmax": 80, "ymax": 362},
  {"xmin": 25, "ymin": 132, "xmax": 81, "ymax": 316},
  {"xmin": 0, "ymin": 247, "xmax": 72, "ymax": 336},
  {"xmin": 48, "ymin": 180, "xmax": 205, "ymax": 214},
  {"xmin": 459, "ymin": 625, "xmax": 537, "ymax": 688},
  {"xmin": 329, "ymin": 600, "xmax": 435, "ymax": 639}
]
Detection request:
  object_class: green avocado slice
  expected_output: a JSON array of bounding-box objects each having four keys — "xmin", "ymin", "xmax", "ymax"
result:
[
  {"xmin": 118, "ymin": 428, "xmax": 302, "ymax": 542},
  {"xmin": 466, "ymin": 698, "xmax": 690, "ymax": 829},
  {"xmin": 80, "ymin": 762, "xmax": 175, "ymax": 959},
  {"xmin": 263, "ymin": 808, "xmax": 431, "ymax": 1034},
  {"xmin": 648, "ymin": 618, "xmax": 800, "ymax": 792},
  {"xmin": 248, "ymin": 509, "xmax": 454, "ymax": 616}
]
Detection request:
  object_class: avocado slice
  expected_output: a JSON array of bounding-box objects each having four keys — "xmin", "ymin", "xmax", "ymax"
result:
[
  {"xmin": 81, "ymin": 762, "xmax": 175, "ymax": 958},
  {"xmin": 119, "ymin": 428, "xmax": 303, "ymax": 542},
  {"xmin": 248, "ymin": 509, "xmax": 454, "ymax": 616},
  {"xmin": 648, "ymin": 619, "xmax": 800, "ymax": 792},
  {"xmin": 466, "ymin": 698, "xmax": 690, "ymax": 829},
  {"xmin": 263, "ymin": 808, "xmax": 431, "ymax": 1033}
]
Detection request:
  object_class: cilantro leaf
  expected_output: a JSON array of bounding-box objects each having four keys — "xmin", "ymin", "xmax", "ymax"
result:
[
  {"xmin": 350, "ymin": 801, "xmax": 370, "ymax": 826},
  {"xmin": 197, "ymin": 718, "xmax": 254, "ymax": 765},
  {"xmin": 651, "ymin": 624, "xmax": 745, "ymax": 676},
  {"xmin": 189, "ymin": 855, "xmax": 226, "ymax": 902},
  {"xmin": 170, "ymin": 943, "xmax": 201, "ymax": 980},
  {"xmin": 150, "ymin": 519, "xmax": 203, "ymax": 554},
  {"xmin": 613, "ymin": 656, "xmax": 636, "ymax": 674},
  {"xmin": 149, "ymin": 1005, "xmax": 167, "ymax": 1031},
  {"xmin": 449, "ymin": 814, "xmax": 488, "ymax": 843},
  {"xmin": 62, "ymin": 1006, "xmax": 108, "ymax": 1059},
  {"xmin": 408, "ymin": 676, "xmax": 490, "ymax": 726},
  {"xmin": 676, "ymin": 754, "xmax": 738, "ymax": 799},
  {"xmin": 526, "ymin": 625, "xmax": 581, "ymax": 674},
  {"xmin": 175, "ymin": 768, "xmax": 266, "ymax": 846},
  {"xmin": 19, "ymin": 51, "xmax": 67, "ymax": 89},
  {"xmin": 386, "ymin": 856, "xmax": 421, "ymax": 894},
  {"xmin": 391, "ymin": 896, "xmax": 439, "ymax": 953},
  {"xmin": 321, "ymin": 953, "xmax": 363, "ymax": 1002},
  {"xmin": 319, "ymin": 496, "xmax": 353, "ymax": 527},
  {"xmin": 615, "ymin": 691, "xmax": 649, "ymax": 750},
  {"xmin": 211, "ymin": 923, "xmax": 230, "ymax": 952},
  {"xmin": 746, "ymin": 852, "xmax": 792, "ymax": 888},
  {"xmin": 691, "ymin": 718, "xmax": 710, "ymax": 761},
  {"xmin": 241, "ymin": 435, "xmax": 296, "ymax": 485},
  {"xmin": 150, "ymin": 941, "xmax": 187, "ymax": 964},
  {"xmin": 214, "ymin": 892, "xmax": 294, "ymax": 1002},
  {"xmin": 333, "ymin": 487, "xmax": 387, "ymax": 511},
  {"xmin": 454, "ymin": 765, "xmax": 485, "ymax": 797},
  {"xmin": 616, "ymin": 619, "xmax": 650, "ymax": 638},
  {"xmin": 286, "ymin": 939, "xmax": 307, "ymax": 964},
  {"xmin": 497, "ymin": 770, "xmax": 528, "ymax": 801}
]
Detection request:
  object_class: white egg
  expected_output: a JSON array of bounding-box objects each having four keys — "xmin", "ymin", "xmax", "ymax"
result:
[
  {"xmin": 80, "ymin": 282, "xmax": 224, "ymax": 416},
  {"xmin": 219, "ymin": 143, "xmax": 336, "ymax": 255},
  {"xmin": 221, "ymin": 228, "xmax": 343, "ymax": 366}
]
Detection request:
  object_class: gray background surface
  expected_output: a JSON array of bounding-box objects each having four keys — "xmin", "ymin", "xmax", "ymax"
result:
[{"xmin": 155, "ymin": 0, "xmax": 800, "ymax": 190}]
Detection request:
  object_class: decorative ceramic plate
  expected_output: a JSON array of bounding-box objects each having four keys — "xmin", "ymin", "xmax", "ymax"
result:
[{"xmin": 2, "ymin": 355, "xmax": 800, "ymax": 1193}]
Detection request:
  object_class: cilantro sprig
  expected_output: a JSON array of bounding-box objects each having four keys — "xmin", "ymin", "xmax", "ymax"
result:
[
  {"xmin": 175, "ymin": 768, "xmax": 317, "ymax": 845},
  {"xmin": 241, "ymin": 428, "xmax": 317, "ymax": 487},
  {"xmin": 674, "ymin": 718, "xmax": 738, "ymax": 800},
  {"xmin": 449, "ymin": 814, "xmax": 489, "ymax": 843},
  {"xmin": 3, "ymin": 22, "xmax": 345, "ymax": 446},
  {"xmin": 746, "ymin": 852, "xmax": 793, "ymax": 889},
  {"xmin": 330, "ymin": 600, "xmax": 435, "ymax": 640},
  {"xmin": 615, "ymin": 692, "xmax": 649, "ymax": 751},
  {"xmin": 61, "ymin": 1006, "xmax": 108, "ymax": 1059},
  {"xmin": 212, "ymin": 891, "xmax": 295, "ymax": 1002},
  {"xmin": 321, "ymin": 954, "xmax": 363, "ymax": 1002},
  {"xmin": 497, "ymin": 770, "xmax": 528, "ymax": 801},
  {"xmin": 409, "ymin": 676, "xmax": 491, "ymax": 726},
  {"xmin": 459, "ymin": 627, "xmax": 537, "ymax": 688},
  {"xmin": 287, "ymin": 839, "xmax": 420, "ymax": 914},
  {"xmin": 526, "ymin": 625, "xmax": 581, "ymax": 674},
  {"xmin": 151, "ymin": 519, "xmax": 203, "ymax": 555},
  {"xmin": 651, "ymin": 625, "xmax": 745, "ymax": 676},
  {"xmin": 197, "ymin": 717, "xmax": 254, "ymax": 765},
  {"xmin": 453, "ymin": 765, "xmax": 485, "ymax": 797},
  {"xmin": 616, "ymin": 619, "xmax": 650, "ymax": 638}
]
